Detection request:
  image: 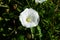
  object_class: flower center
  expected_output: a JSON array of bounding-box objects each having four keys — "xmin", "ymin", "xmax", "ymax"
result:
[{"xmin": 26, "ymin": 17, "xmax": 31, "ymax": 22}]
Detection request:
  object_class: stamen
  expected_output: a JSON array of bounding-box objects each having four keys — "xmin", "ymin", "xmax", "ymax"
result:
[{"xmin": 26, "ymin": 17, "xmax": 31, "ymax": 22}]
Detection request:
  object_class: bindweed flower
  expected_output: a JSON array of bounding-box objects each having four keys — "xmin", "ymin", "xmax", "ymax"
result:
[
  {"xmin": 35, "ymin": 0, "xmax": 47, "ymax": 4},
  {"xmin": 19, "ymin": 8, "xmax": 39, "ymax": 28}
]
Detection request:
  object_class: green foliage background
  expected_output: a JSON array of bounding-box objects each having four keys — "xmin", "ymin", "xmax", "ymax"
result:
[{"xmin": 0, "ymin": 0, "xmax": 60, "ymax": 40}]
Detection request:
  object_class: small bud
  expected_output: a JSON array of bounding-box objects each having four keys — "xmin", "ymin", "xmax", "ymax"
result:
[
  {"xmin": 2, "ymin": 34, "xmax": 6, "ymax": 36},
  {"xmin": 27, "ymin": 33, "xmax": 31, "ymax": 39},
  {"xmin": 6, "ymin": 8, "xmax": 9, "ymax": 13},
  {"xmin": 15, "ymin": 31, "xmax": 17, "ymax": 34},
  {"xmin": 13, "ymin": 4, "xmax": 17, "ymax": 10},
  {"xmin": 0, "ymin": 17, "xmax": 3, "ymax": 21},
  {"xmin": 1, "ymin": 28, "xmax": 3, "ymax": 31},
  {"xmin": 8, "ymin": 27, "xmax": 12, "ymax": 30},
  {"xmin": 5, "ymin": 18, "xmax": 10, "ymax": 21}
]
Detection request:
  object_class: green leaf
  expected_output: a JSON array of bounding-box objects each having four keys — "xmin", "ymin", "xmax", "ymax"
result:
[{"xmin": 18, "ymin": 35, "xmax": 24, "ymax": 40}]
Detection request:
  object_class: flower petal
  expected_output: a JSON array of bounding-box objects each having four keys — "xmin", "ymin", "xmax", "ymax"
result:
[{"xmin": 19, "ymin": 8, "xmax": 39, "ymax": 28}]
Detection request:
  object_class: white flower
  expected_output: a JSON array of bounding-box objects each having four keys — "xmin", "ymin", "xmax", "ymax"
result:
[
  {"xmin": 35, "ymin": 0, "xmax": 47, "ymax": 4},
  {"xmin": 19, "ymin": 8, "xmax": 39, "ymax": 28}
]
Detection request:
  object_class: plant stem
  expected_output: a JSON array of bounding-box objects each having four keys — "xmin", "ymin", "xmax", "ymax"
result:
[
  {"xmin": 30, "ymin": 27, "xmax": 34, "ymax": 39},
  {"xmin": 37, "ymin": 26, "xmax": 42, "ymax": 40}
]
